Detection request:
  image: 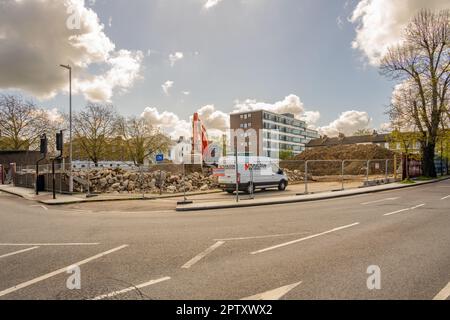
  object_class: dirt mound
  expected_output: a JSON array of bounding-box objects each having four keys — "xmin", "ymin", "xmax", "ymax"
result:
[
  {"xmin": 295, "ymin": 144, "xmax": 396, "ymax": 161},
  {"xmin": 281, "ymin": 145, "xmax": 398, "ymax": 176}
]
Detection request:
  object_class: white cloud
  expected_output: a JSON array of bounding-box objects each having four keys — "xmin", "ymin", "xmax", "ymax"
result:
[
  {"xmin": 169, "ymin": 52, "xmax": 184, "ymax": 67},
  {"xmin": 301, "ymin": 111, "xmax": 321, "ymax": 129},
  {"xmin": 379, "ymin": 122, "xmax": 393, "ymax": 133},
  {"xmin": 182, "ymin": 91, "xmax": 191, "ymax": 96},
  {"xmin": 318, "ymin": 110, "xmax": 372, "ymax": 137},
  {"xmin": 142, "ymin": 94, "xmax": 325, "ymax": 140},
  {"xmin": 204, "ymin": 0, "xmax": 224, "ymax": 9},
  {"xmin": 233, "ymin": 94, "xmax": 306, "ymax": 117},
  {"xmin": 162, "ymin": 81, "xmax": 174, "ymax": 96},
  {"xmin": 197, "ymin": 104, "xmax": 229, "ymax": 135},
  {"xmin": 0, "ymin": 0, "xmax": 143, "ymax": 102},
  {"xmin": 141, "ymin": 107, "xmax": 191, "ymax": 139},
  {"xmin": 350, "ymin": 0, "xmax": 450, "ymax": 65}
]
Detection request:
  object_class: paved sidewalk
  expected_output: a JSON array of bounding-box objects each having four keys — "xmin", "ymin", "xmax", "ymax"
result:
[
  {"xmin": 0, "ymin": 184, "xmax": 221, "ymax": 205},
  {"xmin": 176, "ymin": 177, "xmax": 450, "ymax": 211}
]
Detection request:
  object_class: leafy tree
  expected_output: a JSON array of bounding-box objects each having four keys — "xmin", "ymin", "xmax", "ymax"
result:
[
  {"xmin": 117, "ymin": 116, "xmax": 171, "ymax": 165},
  {"xmin": 279, "ymin": 149, "xmax": 294, "ymax": 160},
  {"xmin": 72, "ymin": 104, "xmax": 118, "ymax": 165},
  {"xmin": 380, "ymin": 9, "xmax": 450, "ymax": 178},
  {"xmin": 0, "ymin": 94, "xmax": 49, "ymax": 150}
]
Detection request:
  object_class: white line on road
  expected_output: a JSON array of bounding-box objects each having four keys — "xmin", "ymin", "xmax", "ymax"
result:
[
  {"xmin": 361, "ymin": 197, "xmax": 399, "ymax": 205},
  {"xmin": 433, "ymin": 281, "xmax": 450, "ymax": 300},
  {"xmin": 214, "ymin": 232, "xmax": 309, "ymax": 242},
  {"xmin": 30, "ymin": 205, "xmax": 48, "ymax": 211},
  {"xmin": 181, "ymin": 241, "xmax": 225, "ymax": 269},
  {"xmin": 0, "ymin": 243, "xmax": 100, "ymax": 246},
  {"xmin": 0, "ymin": 246, "xmax": 39, "ymax": 259},
  {"xmin": 0, "ymin": 245, "xmax": 128, "ymax": 298},
  {"xmin": 241, "ymin": 281, "xmax": 302, "ymax": 300},
  {"xmin": 251, "ymin": 223, "xmax": 360, "ymax": 255},
  {"xmin": 383, "ymin": 204, "xmax": 426, "ymax": 216},
  {"xmin": 441, "ymin": 195, "xmax": 450, "ymax": 200},
  {"xmin": 92, "ymin": 276, "xmax": 171, "ymax": 300}
]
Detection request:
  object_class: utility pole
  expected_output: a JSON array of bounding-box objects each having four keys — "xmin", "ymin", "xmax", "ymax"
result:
[{"xmin": 60, "ymin": 64, "xmax": 73, "ymax": 193}]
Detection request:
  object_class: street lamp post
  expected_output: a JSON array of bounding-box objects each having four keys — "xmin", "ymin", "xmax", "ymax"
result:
[{"xmin": 60, "ymin": 64, "xmax": 73, "ymax": 193}]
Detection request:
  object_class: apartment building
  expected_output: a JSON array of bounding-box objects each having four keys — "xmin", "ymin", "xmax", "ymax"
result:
[{"xmin": 230, "ymin": 110, "xmax": 319, "ymax": 157}]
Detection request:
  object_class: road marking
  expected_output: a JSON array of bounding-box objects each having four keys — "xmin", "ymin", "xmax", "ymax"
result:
[
  {"xmin": 441, "ymin": 195, "xmax": 450, "ymax": 200},
  {"xmin": 361, "ymin": 197, "xmax": 399, "ymax": 205},
  {"xmin": 92, "ymin": 276, "xmax": 171, "ymax": 300},
  {"xmin": 433, "ymin": 281, "xmax": 450, "ymax": 300},
  {"xmin": 181, "ymin": 241, "xmax": 225, "ymax": 269},
  {"xmin": 0, "ymin": 245, "xmax": 128, "ymax": 298},
  {"xmin": 383, "ymin": 204, "xmax": 426, "ymax": 216},
  {"xmin": 30, "ymin": 205, "xmax": 48, "ymax": 211},
  {"xmin": 0, "ymin": 243, "xmax": 100, "ymax": 246},
  {"xmin": 214, "ymin": 232, "xmax": 309, "ymax": 242},
  {"xmin": 241, "ymin": 281, "xmax": 302, "ymax": 300},
  {"xmin": 251, "ymin": 223, "xmax": 360, "ymax": 255},
  {"xmin": 0, "ymin": 246, "xmax": 39, "ymax": 259}
]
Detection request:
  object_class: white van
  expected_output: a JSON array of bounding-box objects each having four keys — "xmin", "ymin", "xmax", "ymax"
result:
[{"xmin": 218, "ymin": 156, "xmax": 288, "ymax": 194}]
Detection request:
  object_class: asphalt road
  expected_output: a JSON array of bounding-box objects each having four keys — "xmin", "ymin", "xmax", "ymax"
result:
[{"xmin": 0, "ymin": 179, "xmax": 449, "ymax": 300}]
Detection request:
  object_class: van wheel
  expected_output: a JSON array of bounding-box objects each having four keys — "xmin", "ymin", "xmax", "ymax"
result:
[
  {"xmin": 226, "ymin": 190, "xmax": 234, "ymax": 194},
  {"xmin": 246, "ymin": 184, "xmax": 255, "ymax": 194},
  {"xmin": 278, "ymin": 180, "xmax": 287, "ymax": 191}
]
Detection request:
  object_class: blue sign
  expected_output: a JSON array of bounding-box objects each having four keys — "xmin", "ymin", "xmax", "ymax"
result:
[{"xmin": 156, "ymin": 154, "xmax": 164, "ymax": 162}]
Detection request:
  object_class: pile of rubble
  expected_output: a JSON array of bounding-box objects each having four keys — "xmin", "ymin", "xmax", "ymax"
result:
[
  {"xmin": 283, "ymin": 169, "xmax": 315, "ymax": 182},
  {"xmin": 73, "ymin": 168, "xmax": 219, "ymax": 194}
]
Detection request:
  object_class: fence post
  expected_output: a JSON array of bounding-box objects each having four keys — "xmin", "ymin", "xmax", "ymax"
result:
[
  {"xmin": 366, "ymin": 160, "xmax": 370, "ymax": 184},
  {"xmin": 52, "ymin": 160, "xmax": 56, "ymax": 199},
  {"xmin": 385, "ymin": 159, "xmax": 389, "ymax": 183},
  {"xmin": 140, "ymin": 165, "xmax": 145, "ymax": 200},
  {"xmin": 159, "ymin": 169, "xmax": 162, "ymax": 195},
  {"xmin": 304, "ymin": 161, "xmax": 309, "ymax": 194}
]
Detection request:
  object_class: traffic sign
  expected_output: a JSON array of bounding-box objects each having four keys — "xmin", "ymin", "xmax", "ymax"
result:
[{"xmin": 156, "ymin": 154, "xmax": 164, "ymax": 162}]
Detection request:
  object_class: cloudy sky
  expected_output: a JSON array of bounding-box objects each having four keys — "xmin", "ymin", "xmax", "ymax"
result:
[{"xmin": 1, "ymin": 0, "xmax": 449, "ymax": 138}]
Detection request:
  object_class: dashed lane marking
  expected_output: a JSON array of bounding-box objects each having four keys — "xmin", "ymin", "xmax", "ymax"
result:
[
  {"xmin": 0, "ymin": 243, "xmax": 100, "ymax": 246},
  {"xmin": 0, "ymin": 245, "xmax": 128, "ymax": 298},
  {"xmin": 92, "ymin": 277, "xmax": 171, "ymax": 300},
  {"xmin": 433, "ymin": 281, "xmax": 450, "ymax": 300},
  {"xmin": 214, "ymin": 232, "xmax": 310, "ymax": 242},
  {"xmin": 383, "ymin": 204, "xmax": 425, "ymax": 216},
  {"xmin": 0, "ymin": 247, "xmax": 39, "ymax": 259},
  {"xmin": 181, "ymin": 241, "xmax": 225, "ymax": 269},
  {"xmin": 251, "ymin": 223, "xmax": 360, "ymax": 255}
]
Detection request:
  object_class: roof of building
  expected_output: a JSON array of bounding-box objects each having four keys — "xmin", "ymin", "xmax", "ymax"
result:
[{"xmin": 306, "ymin": 132, "xmax": 389, "ymax": 148}]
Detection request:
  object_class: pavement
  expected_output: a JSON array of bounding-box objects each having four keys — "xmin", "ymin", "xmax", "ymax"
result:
[
  {"xmin": 176, "ymin": 177, "xmax": 450, "ymax": 211},
  {"xmin": 0, "ymin": 178, "xmax": 449, "ymax": 300},
  {"xmin": 0, "ymin": 184, "xmax": 222, "ymax": 205}
]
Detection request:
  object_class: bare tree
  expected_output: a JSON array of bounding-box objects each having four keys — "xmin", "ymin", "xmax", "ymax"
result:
[
  {"xmin": 380, "ymin": 9, "xmax": 450, "ymax": 177},
  {"xmin": 72, "ymin": 103, "xmax": 117, "ymax": 165},
  {"xmin": 0, "ymin": 94, "xmax": 50, "ymax": 150},
  {"xmin": 118, "ymin": 116, "xmax": 171, "ymax": 165}
]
